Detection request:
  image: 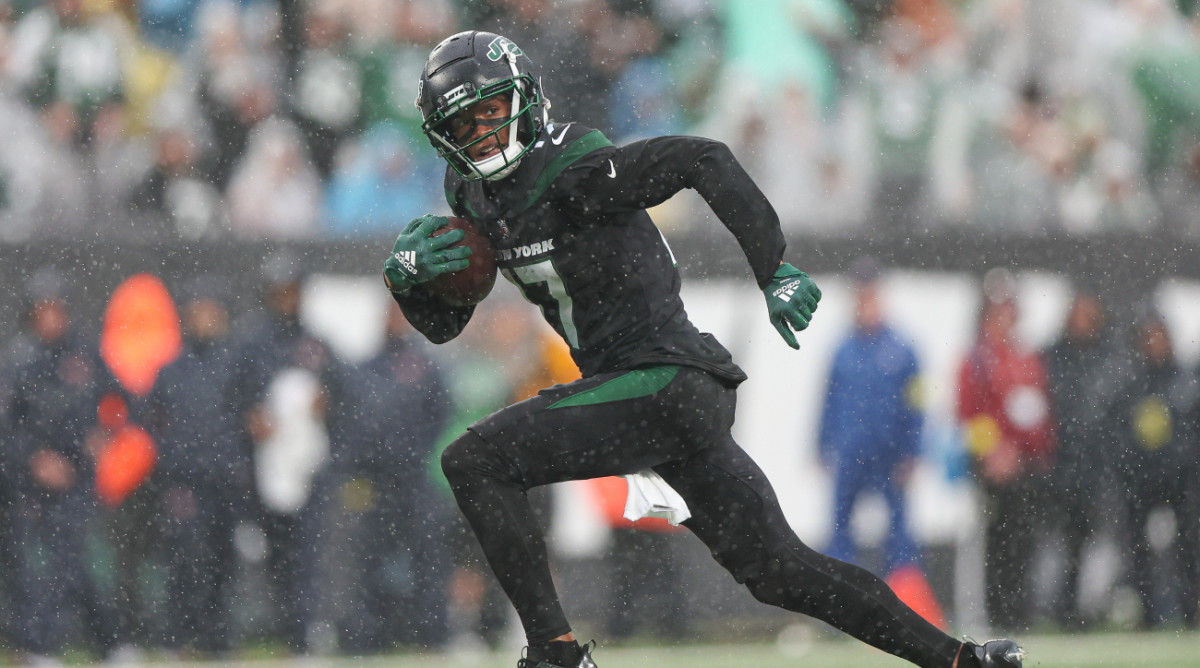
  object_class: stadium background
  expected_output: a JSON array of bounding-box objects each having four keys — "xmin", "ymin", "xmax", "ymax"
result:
[{"xmin": 2, "ymin": 0, "xmax": 1200, "ymax": 664}]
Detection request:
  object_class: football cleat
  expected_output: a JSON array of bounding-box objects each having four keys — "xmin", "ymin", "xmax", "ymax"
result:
[
  {"xmin": 970, "ymin": 639, "xmax": 1025, "ymax": 668},
  {"xmin": 517, "ymin": 640, "xmax": 597, "ymax": 668}
]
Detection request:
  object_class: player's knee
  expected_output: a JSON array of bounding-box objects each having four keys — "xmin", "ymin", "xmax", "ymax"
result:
[
  {"xmin": 440, "ymin": 430, "xmax": 513, "ymax": 491},
  {"xmin": 440, "ymin": 433, "xmax": 479, "ymax": 489}
]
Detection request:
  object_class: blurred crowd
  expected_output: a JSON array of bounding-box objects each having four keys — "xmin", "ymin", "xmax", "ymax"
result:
[
  {"xmin": 0, "ymin": 258, "xmax": 590, "ymax": 663},
  {"xmin": 956, "ymin": 269, "xmax": 1198, "ymax": 634},
  {"xmin": 821, "ymin": 262, "xmax": 1199, "ymax": 638},
  {"xmin": 2, "ymin": 2, "xmax": 1200, "ymax": 660},
  {"xmin": 1, "ymin": 253, "xmax": 1197, "ymax": 664},
  {"xmin": 0, "ymin": 0, "xmax": 1199, "ymax": 242}
]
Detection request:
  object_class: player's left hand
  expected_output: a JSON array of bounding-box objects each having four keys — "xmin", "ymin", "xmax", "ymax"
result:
[{"xmin": 763, "ymin": 262, "xmax": 821, "ymax": 349}]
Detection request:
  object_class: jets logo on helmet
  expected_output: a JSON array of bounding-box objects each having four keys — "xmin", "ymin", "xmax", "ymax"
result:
[
  {"xmin": 485, "ymin": 36, "xmax": 523, "ymax": 62},
  {"xmin": 415, "ymin": 30, "xmax": 549, "ymax": 182}
]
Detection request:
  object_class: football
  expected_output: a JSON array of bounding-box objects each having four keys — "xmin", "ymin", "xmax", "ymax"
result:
[{"xmin": 428, "ymin": 216, "xmax": 497, "ymax": 306}]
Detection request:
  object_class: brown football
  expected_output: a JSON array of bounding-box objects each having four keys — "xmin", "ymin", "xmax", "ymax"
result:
[{"xmin": 428, "ymin": 216, "xmax": 497, "ymax": 306}]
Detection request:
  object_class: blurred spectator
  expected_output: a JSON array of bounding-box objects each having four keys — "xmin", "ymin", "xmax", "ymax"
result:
[
  {"xmin": 1112, "ymin": 309, "xmax": 1199, "ymax": 630},
  {"xmin": 1152, "ymin": 137, "xmax": 1200, "ymax": 238},
  {"xmin": 1059, "ymin": 138, "xmax": 1160, "ymax": 233},
  {"xmin": 1041, "ymin": 287, "xmax": 1126, "ymax": 629},
  {"xmin": 967, "ymin": 79, "xmax": 1059, "ymax": 231},
  {"xmin": 855, "ymin": 14, "xmax": 965, "ymax": 229},
  {"xmin": 191, "ymin": 0, "xmax": 282, "ymax": 190},
  {"xmin": 325, "ymin": 303, "xmax": 454, "ymax": 652},
  {"xmin": 700, "ymin": 0, "xmax": 865, "ymax": 233},
  {"xmin": 353, "ymin": 0, "xmax": 456, "ymax": 139},
  {"xmin": 287, "ymin": 2, "xmax": 362, "ymax": 180},
  {"xmin": 652, "ymin": 0, "xmax": 722, "ymax": 129},
  {"xmin": 1125, "ymin": 0, "xmax": 1200, "ymax": 176},
  {"xmin": 227, "ymin": 253, "xmax": 332, "ymax": 651},
  {"xmin": 226, "ymin": 116, "xmax": 322, "ymax": 239},
  {"xmin": 569, "ymin": 0, "xmax": 665, "ymax": 131},
  {"xmin": 138, "ymin": 0, "xmax": 205, "ymax": 55},
  {"xmin": 717, "ymin": 0, "xmax": 854, "ymax": 117},
  {"xmin": 4, "ymin": 267, "xmax": 119, "ymax": 660},
  {"xmin": 89, "ymin": 274, "xmax": 182, "ymax": 658},
  {"xmin": 90, "ymin": 102, "xmax": 161, "ymax": 239},
  {"xmin": 891, "ymin": 0, "xmax": 958, "ymax": 49},
  {"xmin": 819, "ymin": 258, "xmax": 924, "ymax": 574},
  {"xmin": 323, "ymin": 121, "xmax": 442, "ymax": 238},
  {"xmin": 957, "ymin": 0, "xmax": 1031, "ymax": 100},
  {"xmin": 128, "ymin": 125, "xmax": 227, "ymax": 239},
  {"xmin": 0, "ymin": 269, "xmax": 27, "ymax": 649},
  {"xmin": 1001, "ymin": 0, "xmax": 1163, "ymax": 235},
  {"xmin": 605, "ymin": 55, "xmax": 683, "ymax": 143},
  {"xmin": 141, "ymin": 275, "xmax": 246, "ymax": 656},
  {"xmin": 26, "ymin": 94, "xmax": 91, "ymax": 237},
  {"xmin": 0, "ymin": 85, "xmax": 62, "ymax": 241},
  {"xmin": 736, "ymin": 79, "xmax": 870, "ymax": 234},
  {"xmin": 0, "ymin": 0, "xmax": 1189, "ymax": 240},
  {"xmin": 1125, "ymin": 3, "xmax": 1200, "ymax": 236},
  {"xmin": 818, "ymin": 257, "xmax": 944, "ymax": 626},
  {"xmin": 956, "ymin": 268, "xmax": 1055, "ymax": 631},
  {"xmin": 91, "ymin": 396, "xmax": 160, "ymax": 659},
  {"xmin": 8, "ymin": 0, "xmax": 125, "ymax": 148}
]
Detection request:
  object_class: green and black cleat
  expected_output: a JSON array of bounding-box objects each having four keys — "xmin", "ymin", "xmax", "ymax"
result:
[{"xmin": 518, "ymin": 640, "xmax": 597, "ymax": 668}]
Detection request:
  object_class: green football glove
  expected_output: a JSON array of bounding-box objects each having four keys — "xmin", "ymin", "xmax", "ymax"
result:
[
  {"xmin": 382, "ymin": 214, "xmax": 472, "ymax": 294},
  {"xmin": 763, "ymin": 262, "xmax": 821, "ymax": 349}
]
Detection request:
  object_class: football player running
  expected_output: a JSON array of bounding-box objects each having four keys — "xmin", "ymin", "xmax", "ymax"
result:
[{"xmin": 382, "ymin": 30, "xmax": 1024, "ymax": 668}]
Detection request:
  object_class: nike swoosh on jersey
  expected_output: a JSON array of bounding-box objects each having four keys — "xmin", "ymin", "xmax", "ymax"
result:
[
  {"xmin": 606, "ymin": 159, "xmax": 617, "ymax": 178},
  {"xmin": 550, "ymin": 124, "xmax": 572, "ymax": 145}
]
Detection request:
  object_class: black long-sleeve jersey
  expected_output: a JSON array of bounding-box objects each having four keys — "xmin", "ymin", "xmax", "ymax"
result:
[{"xmin": 394, "ymin": 123, "xmax": 788, "ymax": 385}]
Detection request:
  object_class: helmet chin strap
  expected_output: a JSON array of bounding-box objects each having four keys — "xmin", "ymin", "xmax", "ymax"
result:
[{"xmin": 472, "ymin": 138, "xmax": 525, "ymax": 181}]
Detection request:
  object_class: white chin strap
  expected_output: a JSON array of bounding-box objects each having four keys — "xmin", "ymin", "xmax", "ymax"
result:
[{"xmin": 473, "ymin": 138, "xmax": 525, "ymax": 181}]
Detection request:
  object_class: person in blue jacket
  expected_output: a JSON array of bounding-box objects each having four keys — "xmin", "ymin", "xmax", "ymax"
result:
[{"xmin": 819, "ymin": 257, "xmax": 923, "ymax": 574}]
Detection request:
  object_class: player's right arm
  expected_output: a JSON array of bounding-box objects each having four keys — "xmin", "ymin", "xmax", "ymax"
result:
[
  {"xmin": 557, "ymin": 134, "xmax": 820, "ymax": 348},
  {"xmin": 558, "ymin": 135, "xmax": 783, "ymax": 286},
  {"xmin": 383, "ymin": 214, "xmax": 475, "ymax": 343}
]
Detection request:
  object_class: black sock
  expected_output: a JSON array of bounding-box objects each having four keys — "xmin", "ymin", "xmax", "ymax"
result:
[{"xmin": 529, "ymin": 640, "xmax": 582, "ymax": 666}]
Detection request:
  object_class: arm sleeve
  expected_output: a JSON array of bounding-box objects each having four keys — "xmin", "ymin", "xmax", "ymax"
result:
[
  {"xmin": 390, "ymin": 287, "xmax": 475, "ymax": 344},
  {"xmin": 558, "ymin": 135, "xmax": 787, "ymax": 289}
]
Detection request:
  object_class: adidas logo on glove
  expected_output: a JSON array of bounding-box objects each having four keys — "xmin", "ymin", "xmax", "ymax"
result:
[
  {"xmin": 393, "ymin": 250, "xmax": 418, "ymax": 276},
  {"xmin": 772, "ymin": 278, "xmax": 806, "ymax": 302}
]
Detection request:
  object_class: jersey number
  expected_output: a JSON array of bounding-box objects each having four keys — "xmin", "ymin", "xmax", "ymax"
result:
[{"xmin": 503, "ymin": 260, "xmax": 580, "ymax": 349}]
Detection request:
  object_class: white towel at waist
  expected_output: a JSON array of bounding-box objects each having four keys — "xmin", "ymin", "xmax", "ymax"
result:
[{"xmin": 622, "ymin": 469, "xmax": 691, "ymax": 526}]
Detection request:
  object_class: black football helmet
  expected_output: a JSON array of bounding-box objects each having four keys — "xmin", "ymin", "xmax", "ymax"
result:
[{"xmin": 415, "ymin": 31, "xmax": 549, "ymax": 181}]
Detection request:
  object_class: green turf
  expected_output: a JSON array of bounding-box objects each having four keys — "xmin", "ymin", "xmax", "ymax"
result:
[{"xmin": 105, "ymin": 630, "xmax": 1200, "ymax": 668}]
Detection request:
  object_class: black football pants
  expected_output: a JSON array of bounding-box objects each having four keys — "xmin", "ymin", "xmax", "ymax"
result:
[{"xmin": 441, "ymin": 365, "xmax": 961, "ymax": 668}]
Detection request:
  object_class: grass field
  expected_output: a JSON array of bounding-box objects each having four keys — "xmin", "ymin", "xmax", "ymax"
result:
[{"xmin": 85, "ymin": 631, "xmax": 1200, "ymax": 668}]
